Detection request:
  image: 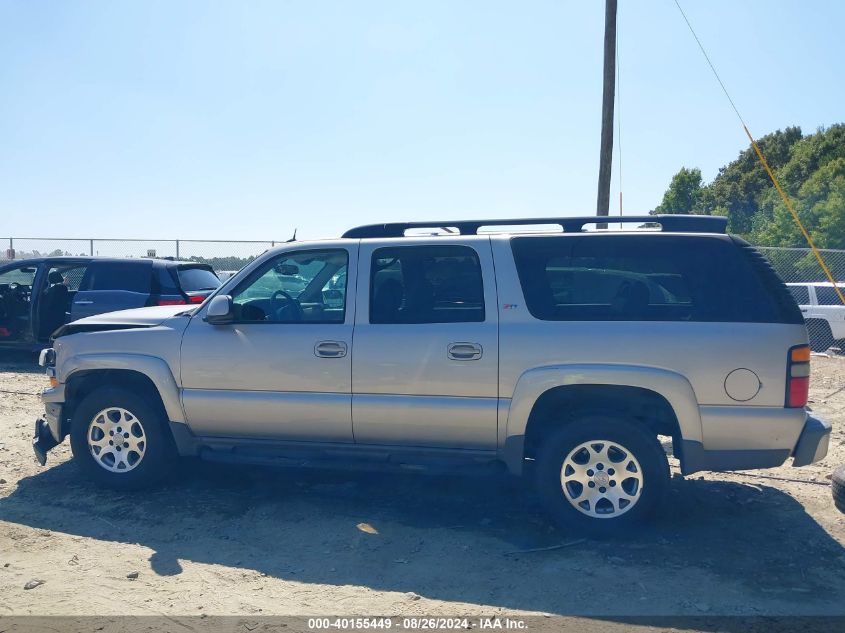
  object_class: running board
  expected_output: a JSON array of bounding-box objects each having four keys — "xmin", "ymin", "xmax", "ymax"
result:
[{"xmin": 197, "ymin": 442, "xmax": 504, "ymax": 475}]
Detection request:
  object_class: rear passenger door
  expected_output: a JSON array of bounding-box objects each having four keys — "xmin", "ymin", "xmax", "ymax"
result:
[
  {"xmin": 72, "ymin": 261, "xmax": 153, "ymax": 320},
  {"xmin": 352, "ymin": 239, "xmax": 499, "ymax": 449}
]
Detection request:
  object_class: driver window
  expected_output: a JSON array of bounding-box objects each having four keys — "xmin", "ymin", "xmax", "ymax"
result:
[{"xmin": 230, "ymin": 249, "xmax": 348, "ymax": 323}]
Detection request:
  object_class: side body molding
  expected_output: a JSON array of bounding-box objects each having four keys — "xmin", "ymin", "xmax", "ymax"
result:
[
  {"xmin": 500, "ymin": 364, "xmax": 702, "ymax": 474},
  {"xmin": 61, "ymin": 353, "xmax": 185, "ymax": 424}
]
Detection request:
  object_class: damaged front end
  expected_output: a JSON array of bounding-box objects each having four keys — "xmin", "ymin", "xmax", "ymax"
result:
[{"xmin": 33, "ymin": 348, "xmax": 67, "ymax": 465}]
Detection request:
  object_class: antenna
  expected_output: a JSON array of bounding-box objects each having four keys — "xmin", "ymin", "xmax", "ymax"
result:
[{"xmin": 286, "ymin": 228, "xmax": 297, "ymax": 243}]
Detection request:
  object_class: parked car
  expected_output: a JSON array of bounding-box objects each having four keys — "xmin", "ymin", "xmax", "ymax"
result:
[
  {"xmin": 0, "ymin": 257, "xmax": 220, "ymax": 351},
  {"xmin": 215, "ymin": 270, "xmax": 239, "ymax": 283},
  {"xmin": 786, "ymin": 282, "xmax": 845, "ymax": 352},
  {"xmin": 33, "ymin": 215, "xmax": 830, "ymax": 533}
]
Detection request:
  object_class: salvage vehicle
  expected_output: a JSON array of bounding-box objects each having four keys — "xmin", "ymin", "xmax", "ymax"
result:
[
  {"xmin": 33, "ymin": 215, "xmax": 831, "ymax": 533},
  {"xmin": 0, "ymin": 257, "xmax": 220, "ymax": 351}
]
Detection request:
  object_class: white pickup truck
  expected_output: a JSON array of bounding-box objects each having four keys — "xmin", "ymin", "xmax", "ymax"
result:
[{"xmin": 786, "ymin": 282, "xmax": 845, "ymax": 352}]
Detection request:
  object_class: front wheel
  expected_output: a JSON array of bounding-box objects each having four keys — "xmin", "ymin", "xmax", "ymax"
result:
[
  {"xmin": 535, "ymin": 416, "xmax": 669, "ymax": 535},
  {"xmin": 69, "ymin": 386, "xmax": 177, "ymax": 489}
]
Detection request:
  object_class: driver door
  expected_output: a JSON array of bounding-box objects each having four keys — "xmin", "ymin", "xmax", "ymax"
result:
[{"xmin": 180, "ymin": 244, "xmax": 357, "ymax": 442}]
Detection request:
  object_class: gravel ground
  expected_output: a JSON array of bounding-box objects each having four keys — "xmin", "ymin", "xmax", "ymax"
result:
[{"xmin": 0, "ymin": 352, "xmax": 843, "ymax": 620}]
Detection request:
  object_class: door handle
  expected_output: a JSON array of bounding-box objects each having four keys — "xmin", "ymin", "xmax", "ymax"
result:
[
  {"xmin": 447, "ymin": 342, "xmax": 483, "ymax": 361},
  {"xmin": 74, "ymin": 300, "xmax": 94, "ymax": 305},
  {"xmin": 314, "ymin": 340, "xmax": 348, "ymax": 358}
]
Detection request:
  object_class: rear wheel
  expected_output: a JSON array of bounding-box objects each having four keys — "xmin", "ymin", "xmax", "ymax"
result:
[
  {"xmin": 69, "ymin": 386, "xmax": 177, "ymax": 489},
  {"xmin": 535, "ymin": 416, "xmax": 669, "ymax": 535}
]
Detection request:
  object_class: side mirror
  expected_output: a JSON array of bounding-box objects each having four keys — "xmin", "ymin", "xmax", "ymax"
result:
[{"xmin": 205, "ymin": 295, "xmax": 234, "ymax": 325}]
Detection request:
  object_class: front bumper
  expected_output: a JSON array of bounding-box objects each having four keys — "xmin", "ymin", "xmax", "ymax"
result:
[
  {"xmin": 32, "ymin": 383, "xmax": 66, "ymax": 466},
  {"xmin": 32, "ymin": 417, "xmax": 59, "ymax": 466},
  {"xmin": 792, "ymin": 415, "xmax": 831, "ymax": 467}
]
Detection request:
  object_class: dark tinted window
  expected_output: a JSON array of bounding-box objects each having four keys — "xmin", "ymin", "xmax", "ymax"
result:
[
  {"xmin": 83, "ymin": 262, "xmax": 152, "ymax": 293},
  {"xmin": 370, "ymin": 245, "xmax": 484, "ymax": 324},
  {"xmin": 511, "ymin": 235, "xmax": 785, "ymax": 323},
  {"xmin": 816, "ymin": 286, "xmax": 845, "ymax": 306},
  {"xmin": 788, "ymin": 285, "xmax": 810, "ymax": 305},
  {"xmin": 176, "ymin": 266, "xmax": 220, "ymax": 292}
]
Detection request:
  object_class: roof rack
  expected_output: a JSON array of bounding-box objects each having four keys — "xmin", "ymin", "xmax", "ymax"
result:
[{"xmin": 341, "ymin": 214, "xmax": 727, "ymax": 239}]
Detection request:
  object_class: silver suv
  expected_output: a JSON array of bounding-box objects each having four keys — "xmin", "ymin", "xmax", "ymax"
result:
[{"xmin": 33, "ymin": 215, "xmax": 832, "ymax": 533}]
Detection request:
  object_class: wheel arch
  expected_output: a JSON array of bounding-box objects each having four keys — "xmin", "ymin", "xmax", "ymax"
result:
[
  {"xmin": 500, "ymin": 364, "xmax": 702, "ymax": 475},
  {"xmin": 62, "ymin": 353, "xmax": 185, "ymax": 427}
]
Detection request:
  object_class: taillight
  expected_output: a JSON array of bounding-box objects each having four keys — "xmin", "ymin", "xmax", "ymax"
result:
[
  {"xmin": 157, "ymin": 298, "xmax": 187, "ymax": 306},
  {"xmin": 189, "ymin": 295, "xmax": 206, "ymax": 304},
  {"xmin": 786, "ymin": 345, "xmax": 810, "ymax": 408}
]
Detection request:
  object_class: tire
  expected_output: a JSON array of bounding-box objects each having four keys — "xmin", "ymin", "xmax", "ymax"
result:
[
  {"xmin": 807, "ymin": 319, "xmax": 834, "ymax": 353},
  {"xmin": 535, "ymin": 416, "xmax": 669, "ymax": 535},
  {"xmin": 833, "ymin": 465, "xmax": 845, "ymax": 514},
  {"xmin": 69, "ymin": 386, "xmax": 177, "ymax": 489}
]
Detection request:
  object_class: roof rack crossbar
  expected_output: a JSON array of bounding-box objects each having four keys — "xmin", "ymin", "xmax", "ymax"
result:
[{"xmin": 341, "ymin": 214, "xmax": 727, "ymax": 239}]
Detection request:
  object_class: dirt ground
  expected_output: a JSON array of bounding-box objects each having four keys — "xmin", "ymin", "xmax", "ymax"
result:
[{"xmin": 0, "ymin": 352, "xmax": 843, "ymax": 620}]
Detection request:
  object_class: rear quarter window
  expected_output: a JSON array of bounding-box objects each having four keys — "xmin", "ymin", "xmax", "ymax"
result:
[
  {"xmin": 815, "ymin": 286, "xmax": 845, "ymax": 306},
  {"xmin": 82, "ymin": 262, "xmax": 152, "ymax": 293},
  {"xmin": 511, "ymin": 234, "xmax": 794, "ymax": 323}
]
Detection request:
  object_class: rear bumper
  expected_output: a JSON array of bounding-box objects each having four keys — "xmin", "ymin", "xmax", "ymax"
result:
[
  {"xmin": 792, "ymin": 415, "xmax": 831, "ymax": 467},
  {"xmin": 681, "ymin": 414, "xmax": 830, "ymax": 475}
]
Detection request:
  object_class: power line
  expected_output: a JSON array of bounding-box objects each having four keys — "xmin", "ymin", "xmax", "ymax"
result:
[
  {"xmin": 672, "ymin": 0, "xmax": 845, "ymax": 305},
  {"xmin": 672, "ymin": 0, "xmax": 745, "ymax": 127}
]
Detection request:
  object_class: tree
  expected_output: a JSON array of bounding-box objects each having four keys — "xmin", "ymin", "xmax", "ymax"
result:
[
  {"xmin": 653, "ymin": 124, "xmax": 845, "ymax": 246},
  {"xmin": 652, "ymin": 167, "xmax": 702, "ymax": 215},
  {"xmin": 754, "ymin": 157, "xmax": 845, "ymax": 249}
]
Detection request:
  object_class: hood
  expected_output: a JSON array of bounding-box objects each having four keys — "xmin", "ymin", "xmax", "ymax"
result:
[{"xmin": 52, "ymin": 305, "xmax": 190, "ymax": 339}]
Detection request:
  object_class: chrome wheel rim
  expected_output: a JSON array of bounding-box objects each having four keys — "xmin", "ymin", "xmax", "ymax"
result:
[
  {"xmin": 560, "ymin": 439, "xmax": 643, "ymax": 519},
  {"xmin": 87, "ymin": 407, "xmax": 146, "ymax": 473}
]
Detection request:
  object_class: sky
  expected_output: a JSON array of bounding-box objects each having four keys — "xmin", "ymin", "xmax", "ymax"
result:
[{"xmin": 1, "ymin": 0, "xmax": 843, "ymax": 242}]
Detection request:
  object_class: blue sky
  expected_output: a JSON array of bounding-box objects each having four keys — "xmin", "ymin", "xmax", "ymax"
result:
[{"xmin": 1, "ymin": 0, "xmax": 843, "ymax": 241}]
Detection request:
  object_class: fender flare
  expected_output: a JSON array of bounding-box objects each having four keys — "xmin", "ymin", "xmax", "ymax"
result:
[
  {"xmin": 62, "ymin": 353, "xmax": 185, "ymax": 424},
  {"xmin": 500, "ymin": 364, "xmax": 702, "ymax": 474}
]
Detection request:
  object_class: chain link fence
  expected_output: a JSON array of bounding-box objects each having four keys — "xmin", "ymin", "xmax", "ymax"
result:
[
  {"xmin": 1, "ymin": 237, "xmax": 279, "ymax": 275},
  {"xmin": 757, "ymin": 246, "xmax": 845, "ymax": 355}
]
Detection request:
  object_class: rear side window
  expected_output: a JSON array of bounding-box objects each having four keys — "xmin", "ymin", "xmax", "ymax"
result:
[
  {"xmin": 511, "ymin": 235, "xmax": 789, "ymax": 323},
  {"xmin": 176, "ymin": 266, "xmax": 220, "ymax": 292},
  {"xmin": 816, "ymin": 286, "xmax": 845, "ymax": 306},
  {"xmin": 370, "ymin": 245, "xmax": 485, "ymax": 324},
  {"xmin": 82, "ymin": 262, "xmax": 152, "ymax": 293},
  {"xmin": 788, "ymin": 285, "xmax": 810, "ymax": 305}
]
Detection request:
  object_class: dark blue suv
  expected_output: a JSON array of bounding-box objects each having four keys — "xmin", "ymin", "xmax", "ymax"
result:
[{"xmin": 0, "ymin": 257, "xmax": 220, "ymax": 351}]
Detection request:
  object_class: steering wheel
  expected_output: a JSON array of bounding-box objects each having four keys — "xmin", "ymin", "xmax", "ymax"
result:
[{"xmin": 269, "ymin": 289, "xmax": 303, "ymax": 322}]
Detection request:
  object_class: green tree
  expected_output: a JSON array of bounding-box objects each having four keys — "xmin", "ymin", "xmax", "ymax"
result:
[
  {"xmin": 652, "ymin": 167, "xmax": 703, "ymax": 214},
  {"xmin": 653, "ymin": 124, "xmax": 845, "ymax": 245}
]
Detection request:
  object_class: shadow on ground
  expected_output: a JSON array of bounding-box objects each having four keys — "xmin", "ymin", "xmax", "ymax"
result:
[{"xmin": 1, "ymin": 455, "xmax": 843, "ymax": 618}]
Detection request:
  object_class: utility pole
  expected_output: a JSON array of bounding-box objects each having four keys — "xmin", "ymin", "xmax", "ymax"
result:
[{"xmin": 596, "ymin": 0, "xmax": 617, "ymax": 223}]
